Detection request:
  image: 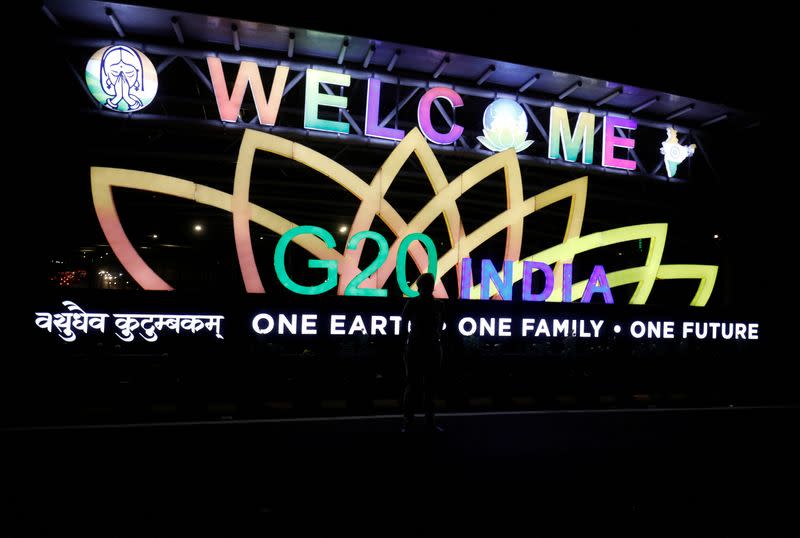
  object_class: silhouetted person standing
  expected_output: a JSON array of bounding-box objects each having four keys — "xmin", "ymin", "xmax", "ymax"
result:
[{"xmin": 400, "ymin": 273, "xmax": 444, "ymax": 432}]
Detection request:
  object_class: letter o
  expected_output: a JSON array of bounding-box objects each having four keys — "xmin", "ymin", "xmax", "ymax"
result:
[
  {"xmin": 630, "ymin": 321, "xmax": 646, "ymax": 339},
  {"xmin": 252, "ymin": 313, "xmax": 275, "ymax": 335},
  {"xmin": 459, "ymin": 317, "xmax": 477, "ymax": 336}
]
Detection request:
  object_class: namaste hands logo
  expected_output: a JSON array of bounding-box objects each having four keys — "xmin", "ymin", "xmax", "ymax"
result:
[{"xmin": 85, "ymin": 46, "xmax": 158, "ymax": 112}]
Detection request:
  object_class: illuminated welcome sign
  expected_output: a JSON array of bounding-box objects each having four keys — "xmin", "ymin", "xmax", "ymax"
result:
[
  {"xmin": 92, "ymin": 129, "xmax": 717, "ymax": 305},
  {"xmin": 82, "ymin": 43, "xmax": 702, "ymax": 178},
  {"xmin": 206, "ymin": 60, "xmax": 660, "ymax": 172}
]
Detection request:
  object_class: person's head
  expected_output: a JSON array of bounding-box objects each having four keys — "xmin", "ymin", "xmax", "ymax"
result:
[{"xmin": 416, "ymin": 273, "xmax": 435, "ymax": 297}]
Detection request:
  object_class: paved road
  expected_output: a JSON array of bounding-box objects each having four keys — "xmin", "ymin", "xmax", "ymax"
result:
[{"xmin": 5, "ymin": 406, "xmax": 799, "ymax": 534}]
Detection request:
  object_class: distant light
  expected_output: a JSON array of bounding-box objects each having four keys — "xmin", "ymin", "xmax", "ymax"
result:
[
  {"xmin": 713, "ymin": 234, "xmax": 719, "ymax": 239},
  {"xmin": 259, "ymin": 235, "xmax": 264, "ymax": 240},
  {"xmin": 194, "ymin": 224, "xmax": 203, "ymax": 232},
  {"xmin": 339, "ymin": 225, "xmax": 348, "ymax": 234},
  {"xmin": 151, "ymin": 234, "xmax": 158, "ymax": 239}
]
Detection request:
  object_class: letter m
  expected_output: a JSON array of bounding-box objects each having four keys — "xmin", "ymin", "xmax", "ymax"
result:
[{"xmin": 548, "ymin": 106, "xmax": 595, "ymax": 164}]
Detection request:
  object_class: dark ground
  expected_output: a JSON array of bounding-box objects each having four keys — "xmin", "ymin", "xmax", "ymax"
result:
[{"xmin": 5, "ymin": 406, "xmax": 799, "ymax": 534}]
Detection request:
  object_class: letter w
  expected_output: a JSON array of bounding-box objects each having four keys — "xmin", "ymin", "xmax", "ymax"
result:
[{"xmin": 207, "ymin": 58, "xmax": 289, "ymax": 125}]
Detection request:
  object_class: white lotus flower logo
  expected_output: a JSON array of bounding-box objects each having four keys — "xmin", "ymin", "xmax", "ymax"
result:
[{"xmin": 477, "ymin": 99, "xmax": 534, "ymax": 153}]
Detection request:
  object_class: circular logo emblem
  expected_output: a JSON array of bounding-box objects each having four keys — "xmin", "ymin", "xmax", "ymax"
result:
[
  {"xmin": 476, "ymin": 99, "xmax": 534, "ymax": 153},
  {"xmin": 85, "ymin": 46, "xmax": 157, "ymax": 112}
]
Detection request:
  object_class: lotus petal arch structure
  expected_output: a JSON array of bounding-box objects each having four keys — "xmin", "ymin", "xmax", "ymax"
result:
[{"xmin": 91, "ymin": 128, "xmax": 717, "ymax": 306}]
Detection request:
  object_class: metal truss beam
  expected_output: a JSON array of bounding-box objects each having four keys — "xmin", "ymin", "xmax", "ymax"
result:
[
  {"xmin": 320, "ymin": 83, "xmax": 363, "ymax": 135},
  {"xmin": 692, "ymin": 133, "xmax": 720, "ymax": 182},
  {"xmin": 62, "ymin": 37, "xmax": 698, "ymax": 135},
  {"xmin": 379, "ymin": 87, "xmax": 420, "ymax": 128},
  {"xmin": 282, "ymin": 71, "xmax": 305, "ymax": 97},
  {"xmin": 616, "ymin": 126, "xmax": 645, "ymax": 171},
  {"xmin": 432, "ymin": 99, "xmax": 454, "ymax": 128},
  {"xmin": 157, "ymin": 56, "xmax": 178, "ymax": 74},
  {"xmin": 64, "ymin": 36, "xmax": 717, "ymax": 184},
  {"xmin": 432, "ymin": 98, "xmax": 468, "ymax": 148},
  {"xmin": 181, "ymin": 57, "xmax": 213, "ymax": 92},
  {"xmin": 521, "ymin": 103, "xmax": 548, "ymax": 141}
]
